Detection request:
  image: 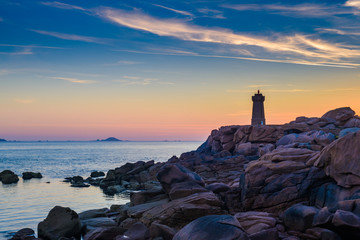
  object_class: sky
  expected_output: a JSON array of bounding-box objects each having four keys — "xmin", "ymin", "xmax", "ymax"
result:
[{"xmin": 1, "ymin": 0, "xmax": 360, "ymax": 141}]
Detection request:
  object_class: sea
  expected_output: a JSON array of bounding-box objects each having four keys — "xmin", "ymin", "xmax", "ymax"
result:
[{"xmin": 0, "ymin": 141, "xmax": 201, "ymax": 239}]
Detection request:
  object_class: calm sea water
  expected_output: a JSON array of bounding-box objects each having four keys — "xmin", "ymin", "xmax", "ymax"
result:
[{"xmin": 0, "ymin": 141, "xmax": 201, "ymax": 239}]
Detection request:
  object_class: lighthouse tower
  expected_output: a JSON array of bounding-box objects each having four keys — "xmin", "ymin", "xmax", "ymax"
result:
[{"xmin": 251, "ymin": 90, "xmax": 265, "ymax": 125}]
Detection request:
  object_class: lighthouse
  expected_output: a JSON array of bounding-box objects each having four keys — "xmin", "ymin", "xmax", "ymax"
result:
[{"xmin": 251, "ymin": 90, "xmax": 265, "ymax": 125}]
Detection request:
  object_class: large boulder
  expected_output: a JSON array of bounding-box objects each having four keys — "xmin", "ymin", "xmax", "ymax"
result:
[
  {"xmin": 140, "ymin": 192, "xmax": 224, "ymax": 228},
  {"xmin": 173, "ymin": 215, "xmax": 248, "ymax": 240},
  {"xmin": 234, "ymin": 211, "xmax": 277, "ymax": 235},
  {"xmin": 248, "ymin": 125, "xmax": 283, "ymax": 143},
  {"xmin": 321, "ymin": 107, "xmax": 355, "ymax": 125},
  {"xmin": 84, "ymin": 227, "xmax": 125, "ymax": 240},
  {"xmin": 283, "ymin": 204, "xmax": 319, "ymax": 232},
  {"xmin": 38, "ymin": 206, "xmax": 81, "ymax": 240},
  {"xmin": 156, "ymin": 163, "xmax": 207, "ymax": 199},
  {"xmin": 314, "ymin": 131, "xmax": 360, "ymax": 188},
  {"xmin": 115, "ymin": 222, "xmax": 150, "ymax": 240},
  {"xmin": 241, "ymin": 148, "xmax": 327, "ymax": 212}
]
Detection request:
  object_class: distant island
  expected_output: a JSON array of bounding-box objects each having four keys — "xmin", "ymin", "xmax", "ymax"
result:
[
  {"xmin": 97, "ymin": 137, "xmax": 122, "ymax": 142},
  {"xmin": 0, "ymin": 138, "xmax": 7, "ymax": 142}
]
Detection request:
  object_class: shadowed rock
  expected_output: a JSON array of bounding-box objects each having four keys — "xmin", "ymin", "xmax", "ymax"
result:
[
  {"xmin": 38, "ymin": 206, "xmax": 81, "ymax": 240},
  {"xmin": 173, "ymin": 215, "xmax": 248, "ymax": 240}
]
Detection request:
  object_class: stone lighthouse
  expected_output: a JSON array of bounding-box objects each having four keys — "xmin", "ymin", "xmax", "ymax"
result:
[{"xmin": 251, "ymin": 90, "xmax": 265, "ymax": 125}]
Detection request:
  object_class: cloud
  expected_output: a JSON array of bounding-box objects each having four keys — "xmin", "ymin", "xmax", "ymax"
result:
[
  {"xmin": 113, "ymin": 76, "xmax": 174, "ymax": 86},
  {"xmin": 152, "ymin": 4, "xmax": 193, "ymax": 17},
  {"xmin": 222, "ymin": 3, "xmax": 352, "ymax": 17},
  {"xmin": 0, "ymin": 43, "xmax": 65, "ymax": 49},
  {"xmin": 197, "ymin": 8, "xmax": 225, "ymax": 19},
  {"xmin": 15, "ymin": 99, "xmax": 34, "ymax": 104},
  {"xmin": 95, "ymin": 8, "xmax": 360, "ymax": 68},
  {"xmin": 50, "ymin": 77, "xmax": 96, "ymax": 84},
  {"xmin": 31, "ymin": 29, "xmax": 110, "ymax": 44},
  {"xmin": 40, "ymin": 1, "xmax": 86, "ymax": 11},
  {"xmin": 345, "ymin": 0, "xmax": 360, "ymax": 10},
  {"xmin": 247, "ymin": 84, "xmax": 271, "ymax": 88},
  {"xmin": 228, "ymin": 89, "xmax": 312, "ymax": 93},
  {"xmin": 0, "ymin": 17, "xmax": 3, "ymax": 22},
  {"xmin": 317, "ymin": 28, "xmax": 360, "ymax": 36}
]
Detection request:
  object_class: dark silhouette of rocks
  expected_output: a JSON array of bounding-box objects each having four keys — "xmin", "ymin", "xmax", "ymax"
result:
[
  {"xmin": 0, "ymin": 138, "xmax": 7, "ymax": 142},
  {"xmin": 22, "ymin": 172, "xmax": 42, "ymax": 180},
  {"xmin": 0, "ymin": 170, "xmax": 19, "ymax": 184},
  {"xmin": 15, "ymin": 106, "xmax": 360, "ymax": 239}
]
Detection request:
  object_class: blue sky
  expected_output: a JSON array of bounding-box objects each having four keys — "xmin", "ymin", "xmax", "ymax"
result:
[{"xmin": 1, "ymin": 0, "xmax": 360, "ymax": 140}]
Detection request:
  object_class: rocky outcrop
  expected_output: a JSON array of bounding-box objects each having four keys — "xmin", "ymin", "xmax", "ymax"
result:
[{"xmin": 38, "ymin": 206, "xmax": 81, "ymax": 240}]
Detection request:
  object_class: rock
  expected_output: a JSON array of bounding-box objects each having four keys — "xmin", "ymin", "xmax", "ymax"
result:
[
  {"xmin": 1, "ymin": 173, "xmax": 19, "ymax": 184},
  {"xmin": 22, "ymin": 172, "xmax": 42, "ymax": 180},
  {"xmin": 140, "ymin": 192, "xmax": 224, "ymax": 228},
  {"xmin": 116, "ymin": 222, "xmax": 150, "ymax": 240},
  {"xmin": 321, "ymin": 107, "xmax": 355, "ymax": 125},
  {"xmin": 83, "ymin": 227, "xmax": 125, "ymax": 240},
  {"xmin": 234, "ymin": 142, "xmax": 253, "ymax": 155},
  {"xmin": 248, "ymin": 227, "xmax": 278, "ymax": 240},
  {"xmin": 79, "ymin": 208, "xmax": 109, "ymax": 220},
  {"xmin": 234, "ymin": 211, "xmax": 276, "ymax": 235},
  {"xmin": 1, "ymin": 169, "xmax": 14, "ymax": 182},
  {"xmin": 241, "ymin": 148, "xmax": 327, "ymax": 212},
  {"xmin": 276, "ymin": 131, "xmax": 335, "ymax": 148},
  {"xmin": 312, "ymin": 207, "xmax": 333, "ymax": 226},
  {"xmin": 339, "ymin": 127, "xmax": 360, "ymax": 138},
  {"xmin": 103, "ymin": 185, "xmax": 125, "ymax": 195},
  {"xmin": 206, "ymin": 182, "xmax": 231, "ymax": 193},
  {"xmin": 283, "ymin": 204, "xmax": 319, "ymax": 232},
  {"xmin": 305, "ymin": 228, "xmax": 341, "ymax": 240},
  {"xmin": 9, "ymin": 228, "xmax": 35, "ymax": 240},
  {"xmin": 248, "ymin": 125, "xmax": 283, "ymax": 143},
  {"xmin": 173, "ymin": 215, "xmax": 248, "ymax": 240},
  {"xmin": 81, "ymin": 217, "xmax": 117, "ymax": 233},
  {"xmin": 156, "ymin": 163, "xmax": 205, "ymax": 194},
  {"xmin": 344, "ymin": 117, "xmax": 360, "ymax": 128},
  {"xmin": 38, "ymin": 206, "xmax": 81, "ymax": 240},
  {"xmin": 130, "ymin": 188, "xmax": 166, "ymax": 206},
  {"xmin": 120, "ymin": 218, "xmax": 138, "ymax": 230},
  {"xmin": 314, "ymin": 131, "xmax": 360, "ymax": 188},
  {"xmin": 149, "ymin": 222, "xmax": 176, "ymax": 240},
  {"xmin": 71, "ymin": 182, "xmax": 90, "ymax": 188},
  {"xmin": 332, "ymin": 210, "xmax": 360, "ymax": 239},
  {"xmin": 168, "ymin": 181, "xmax": 209, "ymax": 200},
  {"xmin": 90, "ymin": 171, "xmax": 105, "ymax": 178},
  {"xmin": 127, "ymin": 199, "xmax": 169, "ymax": 219}
]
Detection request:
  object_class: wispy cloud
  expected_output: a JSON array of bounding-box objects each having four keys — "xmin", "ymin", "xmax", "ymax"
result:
[
  {"xmin": 0, "ymin": 43, "xmax": 65, "ymax": 49},
  {"xmin": 113, "ymin": 76, "xmax": 174, "ymax": 86},
  {"xmin": 50, "ymin": 76, "xmax": 96, "ymax": 84},
  {"xmin": 152, "ymin": 4, "xmax": 193, "ymax": 17},
  {"xmin": 31, "ymin": 29, "xmax": 110, "ymax": 44},
  {"xmin": 40, "ymin": 1, "xmax": 86, "ymax": 11},
  {"xmin": 317, "ymin": 28, "xmax": 360, "ymax": 36},
  {"xmin": 15, "ymin": 99, "xmax": 35, "ymax": 104},
  {"xmin": 321, "ymin": 88, "xmax": 359, "ymax": 92},
  {"xmin": 95, "ymin": 8, "xmax": 360, "ymax": 68},
  {"xmin": 197, "ymin": 8, "xmax": 225, "ymax": 19},
  {"xmin": 228, "ymin": 89, "xmax": 312, "ymax": 93},
  {"xmin": 247, "ymin": 84, "xmax": 271, "ymax": 88},
  {"xmin": 222, "ymin": 3, "xmax": 352, "ymax": 17}
]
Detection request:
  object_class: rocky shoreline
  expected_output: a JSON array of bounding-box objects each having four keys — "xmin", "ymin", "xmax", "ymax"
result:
[{"xmin": 5, "ymin": 107, "xmax": 360, "ymax": 240}]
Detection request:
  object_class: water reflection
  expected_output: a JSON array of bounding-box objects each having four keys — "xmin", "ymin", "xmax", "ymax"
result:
[{"xmin": 0, "ymin": 178, "xmax": 129, "ymax": 238}]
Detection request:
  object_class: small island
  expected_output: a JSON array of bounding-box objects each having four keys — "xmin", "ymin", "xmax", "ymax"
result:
[
  {"xmin": 0, "ymin": 138, "xmax": 7, "ymax": 142},
  {"xmin": 98, "ymin": 137, "xmax": 122, "ymax": 142}
]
